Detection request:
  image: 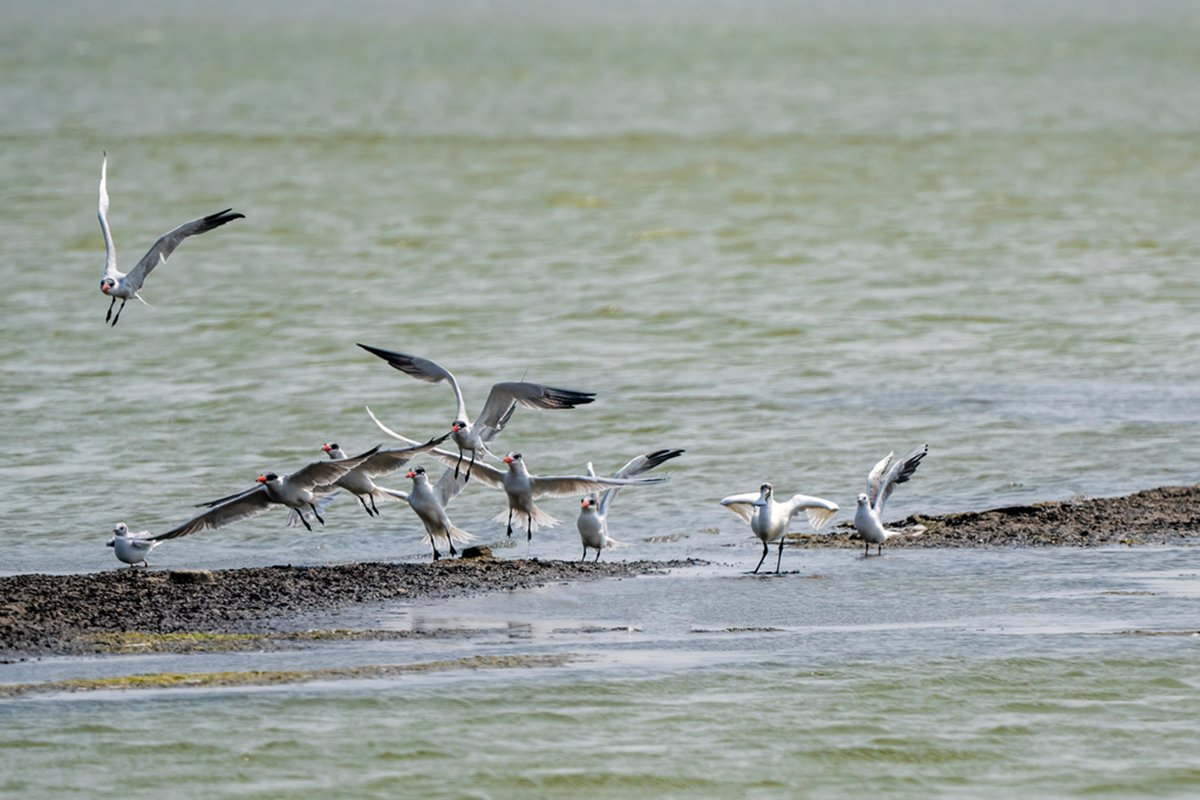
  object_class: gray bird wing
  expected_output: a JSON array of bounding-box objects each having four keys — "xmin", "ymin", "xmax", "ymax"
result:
[
  {"xmin": 531, "ymin": 474, "xmax": 666, "ymax": 500},
  {"xmin": 599, "ymin": 448, "xmax": 685, "ymax": 517},
  {"xmin": 151, "ymin": 486, "xmax": 272, "ymax": 541},
  {"xmin": 98, "ymin": 154, "xmax": 117, "ymax": 278},
  {"xmin": 356, "ymin": 436, "xmax": 449, "ymax": 480},
  {"xmin": 475, "ymin": 382, "xmax": 596, "ymax": 443},
  {"xmin": 874, "ymin": 445, "xmax": 928, "ymax": 514},
  {"xmin": 289, "ymin": 445, "xmax": 381, "ymax": 490},
  {"xmin": 123, "ymin": 208, "xmax": 244, "ymax": 293},
  {"xmin": 357, "ymin": 345, "xmax": 468, "ymax": 423}
]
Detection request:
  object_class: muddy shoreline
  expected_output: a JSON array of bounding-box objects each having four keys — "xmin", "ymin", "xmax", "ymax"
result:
[{"xmin": 3, "ymin": 484, "xmax": 1199, "ymax": 659}]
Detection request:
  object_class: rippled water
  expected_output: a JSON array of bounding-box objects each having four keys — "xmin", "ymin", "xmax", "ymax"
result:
[{"xmin": 2, "ymin": 1, "xmax": 1199, "ymax": 795}]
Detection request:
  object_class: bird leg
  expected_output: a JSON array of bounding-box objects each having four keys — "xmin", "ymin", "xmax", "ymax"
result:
[
  {"xmin": 464, "ymin": 452, "xmax": 476, "ymax": 483},
  {"xmin": 775, "ymin": 537, "xmax": 785, "ymax": 574},
  {"xmin": 594, "ymin": 548, "xmax": 601, "ymax": 563},
  {"xmin": 454, "ymin": 447, "xmax": 464, "ymax": 479},
  {"xmin": 581, "ymin": 547, "xmax": 587, "ymax": 563},
  {"xmin": 111, "ymin": 299, "xmax": 127, "ymax": 326},
  {"xmin": 527, "ymin": 515, "xmax": 533, "ymax": 542},
  {"xmin": 506, "ymin": 508, "xmax": 514, "ymax": 537},
  {"xmin": 299, "ymin": 514, "xmax": 313, "ymax": 532},
  {"xmin": 358, "ymin": 496, "xmax": 374, "ymax": 516},
  {"xmin": 753, "ymin": 540, "xmax": 769, "ymax": 574},
  {"xmin": 877, "ymin": 544, "xmax": 882, "ymax": 556},
  {"xmin": 105, "ymin": 296, "xmax": 116, "ymax": 322},
  {"xmin": 309, "ymin": 502, "xmax": 326, "ymax": 525},
  {"xmin": 369, "ymin": 494, "xmax": 380, "ymax": 515}
]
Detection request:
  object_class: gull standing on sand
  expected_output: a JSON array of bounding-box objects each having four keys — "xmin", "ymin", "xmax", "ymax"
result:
[
  {"xmin": 285, "ymin": 437, "xmax": 449, "ymax": 525},
  {"xmin": 394, "ymin": 465, "xmax": 475, "ymax": 561},
  {"xmin": 577, "ymin": 448, "xmax": 685, "ymax": 561},
  {"xmin": 96, "ymin": 153, "xmax": 244, "ymax": 326},
  {"xmin": 720, "ymin": 484, "xmax": 840, "ymax": 574},
  {"xmin": 357, "ymin": 343, "xmax": 595, "ymax": 481},
  {"xmin": 853, "ymin": 445, "xmax": 929, "ymax": 556},
  {"xmin": 147, "ymin": 446, "xmax": 380, "ymax": 541},
  {"xmin": 106, "ymin": 522, "xmax": 160, "ymax": 567}
]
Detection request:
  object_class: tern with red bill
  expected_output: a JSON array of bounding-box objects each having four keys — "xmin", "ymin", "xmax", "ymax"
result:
[
  {"xmin": 96, "ymin": 153, "xmax": 244, "ymax": 326},
  {"xmin": 357, "ymin": 343, "xmax": 595, "ymax": 482},
  {"xmin": 720, "ymin": 484, "xmax": 840, "ymax": 574},
  {"xmin": 576, "ymin": 448, "xmax": 684, "ymax": 561},
  {"xmin": 392, "ymin": 465, "xmax": 474, "ymax": 561},
  {"xmin": 284, "ymin": 436, "xmax": 449, "ymax": 525},
  {"xmin": 854, "ymin": 445, "xmax": 929, "ymax": 556},
  {"xmin": 146, "ymin": 445, "xmax": 380, "ymax": 542}
]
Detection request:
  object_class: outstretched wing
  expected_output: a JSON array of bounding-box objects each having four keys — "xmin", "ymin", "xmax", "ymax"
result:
[
  {"xmin": 356, "ymin": 435, "xmax": 449, "ymax": 479},
  {"xmin": 98, "ymin": 153, "xmax": 117, "ymax": 278},
  {"xmin": 151, "ymin": 486, "xmax": 272, "ymax": 541},
  {"xmin": 599, "ymin": 448, "xmax": 685, "ymax": 517},
  {"xmin": 475, "ymin": 382, "xmax": 596, "ymax": 443},
  {"xmin": 866, "ymin": 451, "xmax": 894, "ymax": 508},
  {"xmin": 530, "ymin": 474, "xmax": 666, "ymax": 500},
  {"xmin": 874, "ymin": 444, "xmax": 928, "ymax": 513},
  {"xmin": 289, "ymin": 445, "xmax": 381, "ymax": 490},
  {"xmin": 357, "ymin": 344, "xmax": 467, "ymax": 423},
  {"xmin": 783, "ymin": 494, "xmax": 840, "ymax": 531},
  {"xmin": 433, "ymin": 469, "xmax": 470, "ymax": 508},
  {"xmin": 719, "ymin": 492, "xmax": 762, "ymax": 523},
  {"xmin": 124, "ymin": 208, "xmax": 244, "ymax": 293}
]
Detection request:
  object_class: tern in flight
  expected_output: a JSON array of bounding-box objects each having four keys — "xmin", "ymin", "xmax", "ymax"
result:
[
  {"xmin": 106, "ymin": 522, "xmax": 160, "ymax": 568},
  {"xmin": 147, "ymin": 445, "xmax": 380, "ymax": 542},
  {"xmin": 576, "ymin": 448, "xmax": 684, "ymax": 562},
  {"xmin": 394, "ymin": 465, "xmax": 475, "ymax": 561},
  {"xmin": 720, "ymin": 484, "xmax": 840, "ymax": 574},
  {"xmin": 96, "ymin": 153, "xmax": 244, "ymax": 325},
  {"xmin": 853, "ymin": 445, "xmax": 928, "ymax": 556},
  {"xmin": 288, "ymin": 436, "xmax": 449, "ymax": 524},
  {"xmin": 357, "ymin": 343, "xmax": 595, "ymax": 481}
]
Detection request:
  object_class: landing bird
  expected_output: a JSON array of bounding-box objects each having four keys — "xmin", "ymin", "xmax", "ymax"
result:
[
  {"xmin": 106, "ymin": 522, "xmax": 160, "ymax": 567},
  {"xmin": 285, "ymin": 436, "xmax": 449, "ymax": 525},
  {"xmin": 357, "ymin": 343, "xmax": 595, "ymax": 481},
  {"xmin": 96, "ymin": 153, "xmax": 244, "ymax": 326},
  {"xmin": 853, "ymin": 444, "xmax": 928, "ymax": 556},
  {"xmin": 393, "ymin": 465, "xmax": 475, "ymax": 561},
  {"xmin": 148, "ymin": 445, "xmax": 380, "ymax": 541},
  {"xmin": 720, "ymin": 484, "xmax": 840, "ymax": 574},
  {"xmin": 577, "ymin": 448, "xmax": 685, "ymax": 562}
]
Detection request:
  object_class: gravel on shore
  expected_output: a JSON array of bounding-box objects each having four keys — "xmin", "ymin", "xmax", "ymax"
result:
[{"xmin": 0, "ymin": 557, "xmax": 698, "ymax": 658}]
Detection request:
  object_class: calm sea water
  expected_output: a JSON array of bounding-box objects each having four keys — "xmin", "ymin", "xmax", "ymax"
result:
[{"xmin": 1, "ymin": 1, "xmax": 1199, "ymax": 796}]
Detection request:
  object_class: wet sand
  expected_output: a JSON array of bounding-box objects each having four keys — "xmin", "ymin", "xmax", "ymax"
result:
[{"xmin": 3, "ymin": 484, "xmax": 1199, "ymax": 659}]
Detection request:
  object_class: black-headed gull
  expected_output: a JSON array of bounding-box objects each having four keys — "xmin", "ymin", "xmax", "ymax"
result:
[
  {"xmin": 106, "ymin": 522, "xmax": 160, "ymax": 567},
  {"xmin": 720, "ymin": 484, "xmax": 839, "ymax": 573},
  {"xmin": 853, "ymin": 445, "xmax": 928, "ymax": 555},
  {"xmin": 357, "ymin": 343, "xmax": 595, "ymax": 481},
  {"xmin": 148, "ymin": 445, "xmax": 380, "ymax": 541},
  {"xmin": 576, "ymin": 448, "xmax": 684, "ymax": 561},
  {"xmin": 97, "ymin": 153, "xmax": 244, "ymax": 326}
]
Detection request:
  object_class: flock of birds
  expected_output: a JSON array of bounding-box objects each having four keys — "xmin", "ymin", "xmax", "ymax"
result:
[{"xmin": 96, "ymin": 154, "xmax": 929, "ymax": 573}]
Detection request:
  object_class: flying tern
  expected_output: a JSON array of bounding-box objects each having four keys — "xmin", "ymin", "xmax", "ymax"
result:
[
  {"xmin": 357, "ymin": 343, "xmax": 595, "ymax": 481},
  {"xmin": 284, "ymin": 436, "xmax": 449, "ymax": 524},
  {"xmin": 106, "ymin": 522, "xmax": 160, "ymax": 567},
  {"xmin": 96, "ymin": 153, "xmax": 244, "ymax": 325},
  {"xmin": 394, "ymin": 465, "xmax": 475, "ymax": 561},
  {"xmin": 720, "ymin": 484, "xmax": 840, "ymax": 574},
  {"xmin": 148, "ymin": 445, "xmax": 380, "ymax": 541},
  {"xmin": 576, "ymin": 448, "xmax": 684, "ymax": 561},
  {"xmin": 854, "ymin": 444, "xmax": 928, "ymax": 556}
]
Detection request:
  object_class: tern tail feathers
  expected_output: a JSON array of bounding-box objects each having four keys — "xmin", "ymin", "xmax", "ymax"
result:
[
  {"xmin": 419, "ymin": 524, "xmax": 475, "ymax": 547},
  {"xmin": 493, "ymin": 505, "xmax": 559, "ymax": 532}
]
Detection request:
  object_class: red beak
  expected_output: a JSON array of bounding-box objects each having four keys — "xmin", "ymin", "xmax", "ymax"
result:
[
  {"xmin": 321, "ymin": 444, "xmax": 332, "ymax": 452},
  {"xmin": 100, "ymin": 285, "xmax": 109, "ymax": 294},
  {"xmin": 451, "ymin": 425, "xmax": 461, "ymax": 433},
  {"xmin": 406, "ymin": 470, "xmax": 415, "ymax": 478},
  {"xmin": 255, "ymin": 475, "xmax": 267, "ymax": 483},
  {"xmin": 503, "ymin": 455, "xmax": 513, "ymax": 464}
]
